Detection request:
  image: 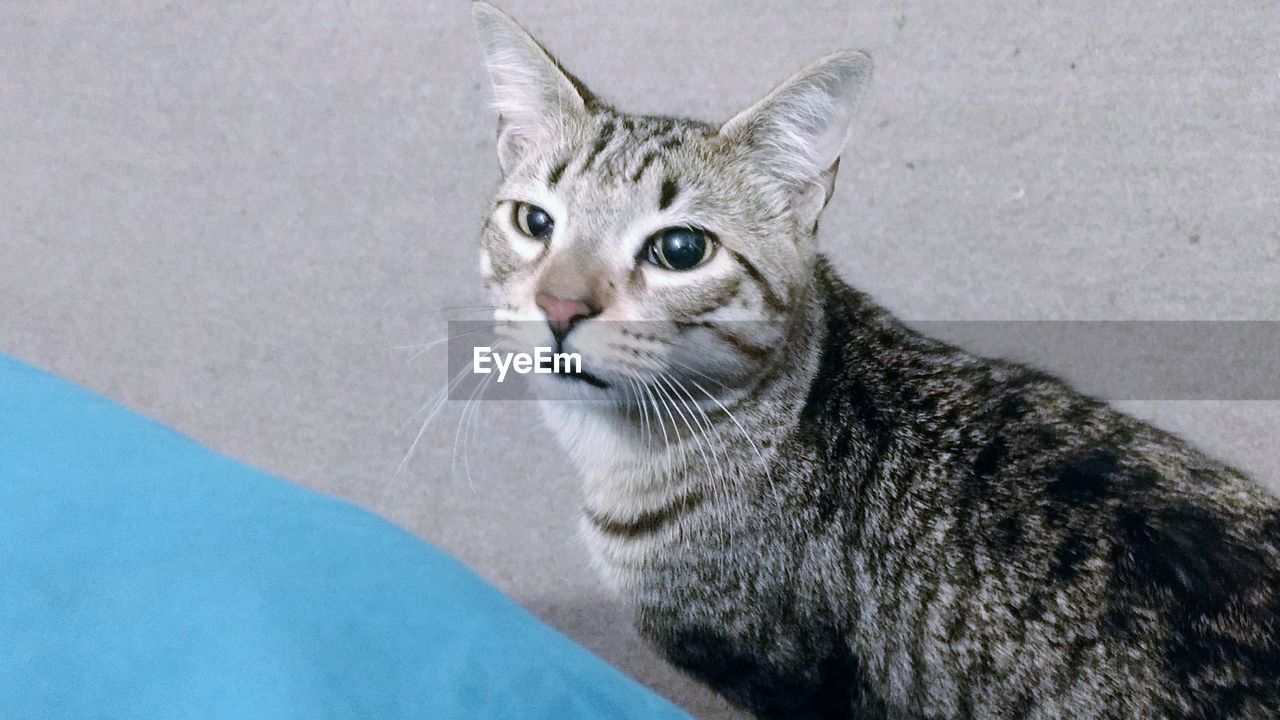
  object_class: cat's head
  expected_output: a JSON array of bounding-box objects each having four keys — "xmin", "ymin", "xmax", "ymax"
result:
[{"xmin": 472, "ymin": 2, "xmax": 870, "ymax": 404}]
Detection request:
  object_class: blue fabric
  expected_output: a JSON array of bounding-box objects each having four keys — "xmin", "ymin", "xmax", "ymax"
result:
[{"xmin": 0, "ymin": 354, "xmax": 688, "ymax": 720}]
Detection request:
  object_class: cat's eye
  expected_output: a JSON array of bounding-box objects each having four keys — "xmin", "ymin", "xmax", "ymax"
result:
[
  {"xmin": 645, "ymin": 227, "xmax": 716, "ymax": 271},
  {"xmin": 513, "ymin": 202, "xmax": 554, "ymax": 240}
]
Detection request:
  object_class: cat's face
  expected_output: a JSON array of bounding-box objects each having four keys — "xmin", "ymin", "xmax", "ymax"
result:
[
  {"xmin": 473, "ymin": 3, "xmax": 870, "ymax": 405},
  {"xmin": 480, "ymin": 112, "xmax": 809, "ymax": 398}
]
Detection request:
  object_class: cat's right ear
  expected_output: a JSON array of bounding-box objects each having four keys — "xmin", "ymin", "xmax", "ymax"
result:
[
  {"xmin": 471, "ymin": 2, "xmax": 592, "ymax": 174},
  {"xmin": 719, "ymin": 50, "xmax": 872, "ymax": 227}
]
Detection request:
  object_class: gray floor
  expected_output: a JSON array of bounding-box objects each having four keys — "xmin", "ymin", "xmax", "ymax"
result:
[{"xmin": 3, "ymin": 2, "xmax": 1279, "ymax": 717}]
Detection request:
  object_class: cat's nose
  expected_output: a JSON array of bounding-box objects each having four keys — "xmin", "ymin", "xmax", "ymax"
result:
[{"xmin": 535, "ymin": 292, "xmax": 598, "ymax": 343}]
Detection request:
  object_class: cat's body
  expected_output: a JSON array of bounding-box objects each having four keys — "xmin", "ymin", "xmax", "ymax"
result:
[
  {"xmin": 469, "ymin": 4, "xmax": 1280, "ymax": 717},
  {"xmin": 567, "ymin": 260, "xmax": 1280, "ymax": 718}
]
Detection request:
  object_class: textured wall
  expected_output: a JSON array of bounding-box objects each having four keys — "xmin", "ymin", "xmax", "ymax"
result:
[{"xmin": 3, "ymin": 1, "xmax": 1278, "ymax": 717}]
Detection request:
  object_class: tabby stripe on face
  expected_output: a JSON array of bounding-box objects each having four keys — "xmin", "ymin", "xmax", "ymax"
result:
[
  {"xmin": 584, "ymin": 487, "xmax": 706, "ymax": 539},
  {"xmin": 711, "ymin": 326, "xmax": 773, "ymax": 361},
  {"xmin": 684, "ymin": 276, "xmax": 742, "ymax": 317},
  {"xmin": 547, "ymin": 158, "xmax": 568, "ymax": 187},
  {"xmin": 631, "ymin": 152, "xmax": 658, "ymax": 182},
  {"xmin": 727, "ymin": 249, "xmax": 788, "ymax": 315},
  {"xmin": 673, "ymin": 318, "xmax": 775, "ymax": 364},
  {"xmin": 580, "ymin": 120, "xmax": 617, "ymax": 172},
  {"xmin": 659, "ymin": 178, "xmax": 679, "ymax": 210}
]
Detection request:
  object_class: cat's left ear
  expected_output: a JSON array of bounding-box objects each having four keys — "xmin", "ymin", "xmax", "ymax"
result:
[
  {"xmin": 720, "ymin": 50, "xmax": 872, "ymax": 226},
  {"xmin": 472, "ymin": 2, "xmax": 593, "ymax": 173}
]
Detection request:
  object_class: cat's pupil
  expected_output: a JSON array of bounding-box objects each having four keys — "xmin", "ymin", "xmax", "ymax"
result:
[
  {"xmin": 515, "ymin": 203, "xmax": 554, "ymax": 239},
  {"xmin": 654, "ymin": 228, "xmax": 707, "ymax": 270}
]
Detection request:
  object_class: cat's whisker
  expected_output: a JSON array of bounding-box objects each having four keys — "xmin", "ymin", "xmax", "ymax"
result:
[
  {"xmin": 669, "ymin": 375, "xmax": 729, "ymax": 478},
  {"xmin": 427, "ymin": 304, "xmax": 501, "ymax": 315},
  {"xmin": 451, "ymin": 378, "xmax": 484, "ymax": 492},
  {"xmin": 647, "ymin": 378, "xmax": 681, "ymax": 470},
  {"xmin": 635, "ymin": 379, "xmax": 654, "ymax": 453},
  {"xmin": 389, "ymin": 336, "xmax": 445, "ymax": 353},
  {"xmin": 686, "ymin": 377, "xmax": 772, "ymax": 484},
  {"xmin": 392, "ymin": 325, "xmax": 493, "ymax": 364},
  {"xmin": 453, "ymin": 340, "xmax": 504, "ymax": 492},
  {"xmin": 627, "ymin": 377, "xmax": 654, "ymax": 454},
  {"xmin": 396, "ymin": 365, "xmax": 472, "ymax": 435},
  {"xmin": 649, "ymin": 379, "xmax": 704, "ymax": 542},
  {"xmin": 461, "ymin": 370, "xmax": 498, "ymax": 494},
  {"xmin": 467, "ymin": 345, "xmax": 505, "ymax": 485},
  {"xmin": 640, "ymin": 381, "xmax": 674, "ymax": 486},
  {"xmin": 384, "ymin": 357, "xmax": 479, "ymax": 504},
  {"xmin": 409, "ymin": 304, "xmax": 503, "ymax": 325},
  {"xmin": 665, "ymin": 357, "xmax": 732, "ymax": 391},
  {"xmin": 666, "ymin": 374, "xmax": 736, "ymax": 566},
  {"xmin": 398, "ymin": 389, "xmax": 443, "ymax": 435},
  {"xmin": 623, "ymin": 378, "xmax": 640, "ymax": 446},
  {"xmin": 655, "ymin": 375, "xmax": 715, "ymax": 484}
]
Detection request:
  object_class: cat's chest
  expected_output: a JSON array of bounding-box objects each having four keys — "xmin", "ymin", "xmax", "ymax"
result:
[
  {"xmin": 582, "ymin": 506, "xmax": 821, "ymax": 633},
  {"xmin": 581, "ymin": 504, "xmax": 763, "ymax": 600}
]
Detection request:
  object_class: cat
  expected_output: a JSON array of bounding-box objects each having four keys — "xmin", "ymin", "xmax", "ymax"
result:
[{"xmin": 469, "ymin": 3, "xmax": 1280, "ymax": 718}]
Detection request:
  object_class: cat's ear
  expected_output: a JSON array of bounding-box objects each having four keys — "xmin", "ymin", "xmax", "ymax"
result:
[
  {"xmin": 471, "ymin": 2, "xmax": 593, "ymax": 173},
  {"xmin": 720, "ymin": 50, "xmax": 872, "ymax": 224}
]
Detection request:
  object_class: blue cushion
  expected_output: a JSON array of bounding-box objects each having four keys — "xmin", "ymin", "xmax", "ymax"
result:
[{"xmin": 0, "ymin": 354, "xmax": 688, "ymax": 720}]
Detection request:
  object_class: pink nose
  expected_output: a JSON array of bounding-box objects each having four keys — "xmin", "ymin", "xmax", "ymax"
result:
[{"xmin": 535, "ymin": 292, "xmax": 596, "ymax": 341}]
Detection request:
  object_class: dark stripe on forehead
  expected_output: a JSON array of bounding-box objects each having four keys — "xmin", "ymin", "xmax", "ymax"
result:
[
  {"xmin": 638, "ymin": 116, "xmax": 677, "ymax": 135},
  {"xmin": 583, "ymin": 486, "xmax": 706, "ymax": 539},
  {"xmin": 547, "ymin": 158, "xmax": 568, "ymax": 187},
  {"xmin": 659, "ymin": 178, "xmax": 679, "ymax": 210},
  {"xmin": 727, "ymin": 248, "xmax": 788, "ymax": 314},
  {"xmin": 580, "ymin": 120, "xmax": 616, "ymax": 172},
  {"xmin": 631, "ymin": 151, "xmax": 658, "ymax": 183}
]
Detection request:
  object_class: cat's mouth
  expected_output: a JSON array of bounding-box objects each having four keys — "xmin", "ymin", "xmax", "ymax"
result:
[
  {"xmin": 555, "ymin": 368, "xmax": 609, "ymax": 389},
  {"xmin": 534, "ymin": 354, "xmax": 609, "ymax": 389}
]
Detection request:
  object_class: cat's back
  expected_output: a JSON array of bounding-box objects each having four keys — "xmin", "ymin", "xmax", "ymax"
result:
[{"xmin": 805, "ymin": 259, "xmax": 1280, "ymax": 717}]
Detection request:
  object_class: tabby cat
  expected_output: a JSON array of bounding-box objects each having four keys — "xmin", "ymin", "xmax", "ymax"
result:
[{"xmin": 470, "ymin": 3, "xmax": 1280, "ymax": 718}]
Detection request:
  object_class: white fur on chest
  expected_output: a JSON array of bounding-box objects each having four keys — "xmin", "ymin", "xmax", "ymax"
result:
[{"xmin": 539, "ymin": 398, "xmax": 692, "ymax": 594}]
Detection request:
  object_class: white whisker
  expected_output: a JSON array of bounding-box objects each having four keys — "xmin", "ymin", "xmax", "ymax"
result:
[
  {"xmin": 395, "ymin": 325, "xmax": 493, "ymax": 364},
  {"xmin": 667, "ymin": 374, "xmax": 737, "ymax": 571},
  {"xmin": 453, "ymin": 340, "xmax": 504, "ymax": 492},
  {"xmin": 666, "ymin": 357, "xmax": 732, "ymax": 390},
  {"xmin": 687, "ymin": 377, "xmax": 772, "ymax": 483},
  {"xmin": 655, "ymin": 375, "xmax": 714, "ymax": 483},
  {"xmin": 641, "ymin": 381, "xmax": 674, "ymax": 485},
  {"xmin": 387, "ymin": 359, "xmax": 476, "ymax": 498}
]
